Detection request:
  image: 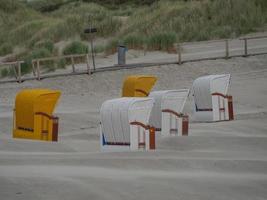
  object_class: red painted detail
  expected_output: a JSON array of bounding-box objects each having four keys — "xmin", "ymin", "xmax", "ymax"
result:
[
  {"xmin": 35, "ymin": 112, "xmax": 58, "ymax": 120},
  {"xmin": 135, "ymin": 89, "xmax": 149, "ymax": 96},
  {"xmin": 130, "ymin": 121, "xmax": 150, "ymax": 130},
  {"xmin": 162, "ymin": 109, "xmax": 184, "ymax": 118},
  {"xmin": 211, "ymin": 92, "xmax": 228, "ymax": 98}
]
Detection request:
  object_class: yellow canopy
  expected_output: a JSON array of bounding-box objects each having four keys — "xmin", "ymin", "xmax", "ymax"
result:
[
  {"xmin": 122, "ymin": 75, "xmax": 157, "ymax": 97},
  {"xmin": 15, "ymin": 89, "xmax": 61, "ymax": 130}
]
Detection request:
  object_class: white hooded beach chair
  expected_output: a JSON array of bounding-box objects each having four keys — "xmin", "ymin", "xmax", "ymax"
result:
[
  {"xmin": 149, "ymin": 89, "xmax": 190, "ymax": 136},
  {"xmin": 192, "ymin": 74, "xmax": 234, "ymax": 122},
  {"xmin": 100, "ymin": 97, "xmax": 155, "ymax": 151}
]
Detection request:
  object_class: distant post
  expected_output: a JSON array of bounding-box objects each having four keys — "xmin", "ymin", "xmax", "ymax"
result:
[
  {"xmin": 84, "ymin": 16, "xmax": 97, "ymax": 72},
  {"xmin": 17, "ymin": 61, "xmax": 22, "ymax": 83},
  {"xmin": 176, "ymin": 43, "xmax": 182, "ymax": 65},
  {"xmin": 244, "ymin": 38, "xmax": 248, "ymax": 57},
  {"xmin": 225, "ymin": 40, "xmax": 229, "ymax": 59}
]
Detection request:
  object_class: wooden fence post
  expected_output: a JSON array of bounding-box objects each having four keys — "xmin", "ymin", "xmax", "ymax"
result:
[
  {"xmin": 86, "ymin": 54, "xmax": 91, "ymax": 74},
  {"xmin": 225, "ymin": 40, "xmax": 229, "ymax": 59},
  {"xmin": 37, "ymin": 60, "xmax": 41, "ymax": 80},
  {"xmin": 244, "ymin": 38, "xmax": 248, "ymax": 57},
  {"xmin": 12, "ymin": 64, "xmax": 18, "ymax": 80},
  {"xmin": 71, "ymin": 56, "xmax": 75, "ymax": 73},
  {"xmin": 18, "ymin": 62, "xmax": 22, "ymax": 83},
  {"xmin": 177, "ymin": 44, "xmax": 182, "ymax": 65},
  {"xmin": 144, "ymin": 44, "xmax": 147, "ymax": 56},
  {"xmin": 32, "ymin": 60, "xmax": 36, "ymax": 76}
]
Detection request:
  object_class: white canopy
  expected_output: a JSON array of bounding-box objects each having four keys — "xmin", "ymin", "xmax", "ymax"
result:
[
  {"xmin": 100, "ymin": 97, "xmax": 154, "ymax": 144},
  {"xmin": 149, "ymin": 90, "xmax": 189, "ymax": 129},
  {"xmin": 192, "ymin": 74, "xmax": 231, "ymax": 110}
]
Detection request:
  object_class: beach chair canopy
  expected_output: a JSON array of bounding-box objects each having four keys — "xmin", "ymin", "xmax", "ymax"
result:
[
  {"xmin": 149, "ymin": 89, "xmax": 189, "ymax": 128},
  {"xmin": 192, "ymin": 74, "xmax": 230, "ymax": 111},
  {"xmin": 100, "ymin": 97, "xmax": 154, "ymax": 144},
  {"xmin": 15, "ymin": 89, "xmax": 61, "ymax": 130},
  {"xmin": 122, "ymin": 75, "xmax": 157, "ymax": 97}
]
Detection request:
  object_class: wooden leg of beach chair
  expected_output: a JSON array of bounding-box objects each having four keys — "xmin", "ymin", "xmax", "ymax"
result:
[
  {"xmin": 182, "ymin": 115, "xmax": 189, "ymax": 136},
  {"xmin": 228, "ymin": 96, "xmax": 234, "ymax": 120},
  {"xmin": 52, "ymin": 117, "xmax": 59, "ymax": 142},
  {"xmin": 149, "ymin": 127, "xmax": 156, "ymax": 150}
]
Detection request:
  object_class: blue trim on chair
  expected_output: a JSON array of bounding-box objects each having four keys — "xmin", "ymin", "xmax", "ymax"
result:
[{"xmin": 102, "ymin": 134, "xmax": 106, "ymax": 146}]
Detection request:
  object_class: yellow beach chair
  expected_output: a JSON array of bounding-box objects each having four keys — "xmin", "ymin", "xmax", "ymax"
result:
[
  {"xmin": 13, "ymin": 89, "xmax": 61, "ymax": 142},
  {"xmin": 122, "ymin": 75, "xmax": 157, "ymax": 97}
]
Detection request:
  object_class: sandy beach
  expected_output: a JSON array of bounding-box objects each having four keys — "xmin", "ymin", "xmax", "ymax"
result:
[{"xmin": 0, "ymin": 54, "xmax": 267, "ymax": 200}]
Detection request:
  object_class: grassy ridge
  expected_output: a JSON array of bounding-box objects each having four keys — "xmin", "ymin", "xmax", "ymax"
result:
[
  {"xmin": 1, "ymin": 0, "xmax": 266, "ymax": 55},
  {"xmin": 114, "ymin": 0, "xmax": 266, "ymax": 47},
  {"xmin": 103, "ymin": 0, "xmax": 267, "ymax": 52},
  {"xmin": 0, "ymin": 1, "xmax": 121, "ymax": 55},
  {"xmin": 0, "ymin": 0, "xmax": 267, "ymax": 76}
]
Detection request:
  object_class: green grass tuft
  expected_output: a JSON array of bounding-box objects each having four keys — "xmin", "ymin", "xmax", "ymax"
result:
[
  {"xmin": 63, "ymin": 41, "xmax": 88, "ymax": 55},
  {"xmin": 123, "ymin": 34, "xmax": 145, "ymax": 50},
  {"xmin": 20, "ymin": 48, "xmax": 53, "ymax": 74},
  {"xmin": 33, "ymin": 40, "xmax": 55, "ymax": 53},
  {"xmin": 146, "ymin": 32, "xmax": 176, "ymax": 51},
  {"xmin": 0, "ymin": 43, "xmax": 13, "ymax": 56}
]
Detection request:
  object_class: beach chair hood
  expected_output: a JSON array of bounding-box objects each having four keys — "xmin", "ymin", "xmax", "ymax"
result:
[
  {"xmin": 149, "ymin": 89, "xmax": 189, "ymax": 129},
  {"xmin": 100, "ymin": 97, "xmax": 154, "ymax": 144},
  {"xmin": 15, "ymin": 89, "xmax": 61, "ymax": 131},
  {"xmin": 192, "ymin": 74, "xmax": 230, "ymax": 111},
  {"xmin": 122, "ymin": 75, "xmax": 157, "ymax": 97}
]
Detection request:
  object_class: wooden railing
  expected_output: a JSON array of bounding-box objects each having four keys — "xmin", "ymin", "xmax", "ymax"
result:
[
  {"xmin": 31, "ymin": 53, "xmax": 91, "ymax": 80},
  {"xmin": 239, "ymin": 35, "xmax": 267, "ymax": 57},
  {"xmin": 0, "ymin": 35, "xmax": 266, "ymax": 84},
  {"xmin": 0, "ymin": 61, "xmax": 24, "ymax": 83},
  {"xmin": 176, "ymin": 35, "xmax": 267, "ymax": 64}
]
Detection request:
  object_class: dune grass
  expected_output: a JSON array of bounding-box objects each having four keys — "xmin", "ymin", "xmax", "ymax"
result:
[
  {"xmin": 63, "ymin": 41, "xmax": 88, "ymax": 55},
  {"xmin": 1, "ymin": 0, "xmax": 266, "ymax": 55},
  {"xmin": 110, "ymin": 0, "xmax": 267, "ymax": 50},
  {"xmin": 0, "ymin": 1, "xmax": 122, "ymax": 56},
  {"xmin": 126, "ymin": 0, "xmax": 266, "ymax": 37},
  {"xmin": 0, "ymin": 0, "xmax": 267, "ymax": 77}
]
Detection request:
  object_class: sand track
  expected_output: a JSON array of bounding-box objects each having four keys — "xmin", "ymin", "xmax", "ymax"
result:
[{"xmin": 0, "ymin": 55, "xmax": 267, "ymax": 200}]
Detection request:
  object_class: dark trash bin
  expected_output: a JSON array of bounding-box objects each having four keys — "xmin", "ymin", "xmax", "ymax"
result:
[{"xmin": 118, "ymin": 45, "xmax": 127, "ymax": 65}]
